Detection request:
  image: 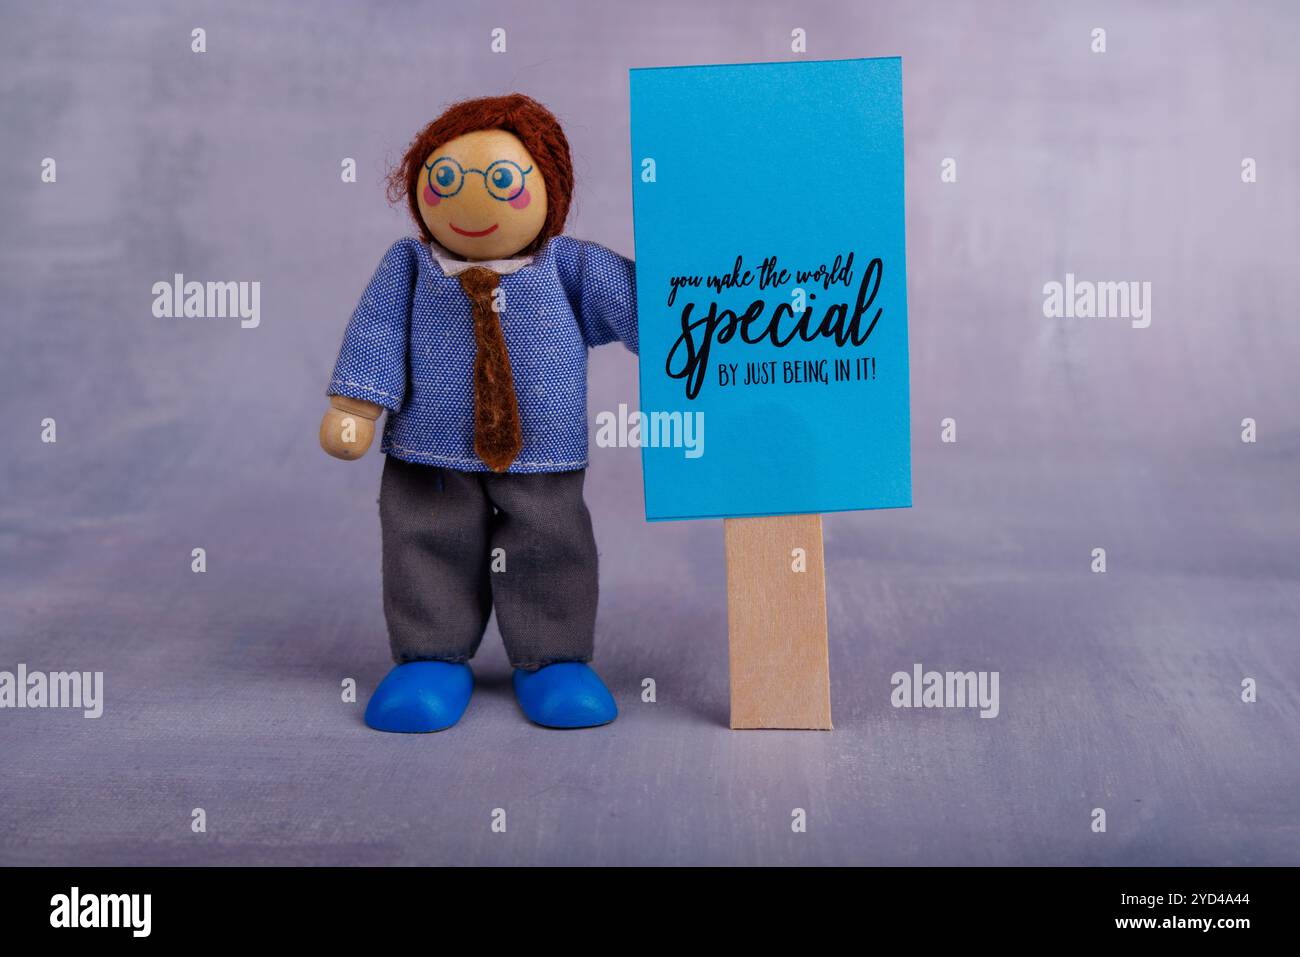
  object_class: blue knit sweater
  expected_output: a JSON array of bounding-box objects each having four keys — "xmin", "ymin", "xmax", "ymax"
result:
[{"xmin": 328, "ymin": 235, "xmax": 638, "ymax": 473}]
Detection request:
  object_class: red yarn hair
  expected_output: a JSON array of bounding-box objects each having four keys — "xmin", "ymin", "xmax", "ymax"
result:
[{"xmin": 388, "ymin": 93, "xmax": 574, "ymax": 255}]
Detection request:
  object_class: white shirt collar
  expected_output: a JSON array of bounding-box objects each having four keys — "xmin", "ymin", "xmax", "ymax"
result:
[{"xmin": 429, "ymin": 240, "xmax": 534, "ymax": 277}]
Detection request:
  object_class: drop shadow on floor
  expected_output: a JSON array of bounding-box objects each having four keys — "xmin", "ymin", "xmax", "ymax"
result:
[{"xmin": 245, "ymin": 598, "xmax": 734, "ymax": 731}]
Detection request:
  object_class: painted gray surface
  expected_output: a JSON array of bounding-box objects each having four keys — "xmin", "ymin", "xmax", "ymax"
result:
[{"xmin": 1, "ymin": 0, "xmax": 1298, "ymax": 865}]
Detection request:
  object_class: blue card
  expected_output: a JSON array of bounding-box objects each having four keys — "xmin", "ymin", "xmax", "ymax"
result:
[{"xmin": 629, "ymin": 57, "xmax": 912, "ymax": 521}]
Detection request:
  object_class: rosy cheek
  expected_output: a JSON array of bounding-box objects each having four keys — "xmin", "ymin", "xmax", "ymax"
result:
[
  {"xmin": 508, "ymin": 188, "xmax": 531, "ymax": 210},
  {"xmin": 422, "ymin": 186, "xmax": 441, "ymax": 206}
]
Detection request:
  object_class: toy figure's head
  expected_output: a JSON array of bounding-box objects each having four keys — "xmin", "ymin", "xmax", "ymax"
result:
[{"xmin": 389, "ymin": 94, "xmax": 574, "ymax": 260}]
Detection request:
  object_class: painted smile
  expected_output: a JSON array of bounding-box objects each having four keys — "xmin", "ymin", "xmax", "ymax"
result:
[{"xmin": 449, "ymin": 222, "xmax": 499, "ymax": 238}]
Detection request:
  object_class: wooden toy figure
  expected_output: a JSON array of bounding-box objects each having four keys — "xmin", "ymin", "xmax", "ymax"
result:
[{"xmin": 321, "ymin": 94, "xmax": 638, "ymax": 732}]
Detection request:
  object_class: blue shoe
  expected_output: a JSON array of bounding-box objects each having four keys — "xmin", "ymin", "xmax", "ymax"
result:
[
  {"xmin": 364, "ymin": 661, "xmax": 473, "ymax": 733},
  {"xmin": 512, "ymin": 662, "xmax": 618, "ymax": 729}
]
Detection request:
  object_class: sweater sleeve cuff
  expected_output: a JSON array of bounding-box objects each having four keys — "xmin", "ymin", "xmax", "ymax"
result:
[{"xmin": 326, "ymin": 378, "xmax": 403, "ymax": 413}]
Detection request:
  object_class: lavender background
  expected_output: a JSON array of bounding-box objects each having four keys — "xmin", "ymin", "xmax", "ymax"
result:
[{"xmin": 1, "ymin": 0, "xmax": 1297, "ymax": 865}]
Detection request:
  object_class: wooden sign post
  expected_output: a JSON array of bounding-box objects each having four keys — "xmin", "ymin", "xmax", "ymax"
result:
[
  {"xmin": 725, "ymin": 515, "xmax": 832, "ymax": 729},
  {"xmin": 630, "ymin": 58, "xmax": 910, "ymax": 732}
]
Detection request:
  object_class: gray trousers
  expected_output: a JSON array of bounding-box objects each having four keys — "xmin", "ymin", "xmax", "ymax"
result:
[{"xmin": 378, "ymin": 455, "xmax": 599, "ymax": 670}]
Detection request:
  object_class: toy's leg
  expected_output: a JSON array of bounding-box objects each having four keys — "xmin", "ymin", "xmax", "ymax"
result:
[
  {"xmin": 483, "ymin": 470, "xmax": 616, "ymax": 728},
  {"xmin": 482, "ymin": 469, "xmax": 598, "ymax": 667},
  {"xmin": 379, "ymin": 456, "xmax": 492, "ymax": 663},
  {"xmin": 364, "ymin": 457, "xmax": 492, "ymax": 733}
]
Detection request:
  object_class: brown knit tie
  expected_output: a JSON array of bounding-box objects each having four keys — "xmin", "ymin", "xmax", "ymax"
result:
[{"xmin": 458, "ymin": 267, "xmax": 522, "ymax": 472}]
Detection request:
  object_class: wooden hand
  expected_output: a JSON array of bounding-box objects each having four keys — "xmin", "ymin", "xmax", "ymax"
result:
[{"xmin": 319, "ymin": 396, "xmax": 383, "ymax": 460}]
